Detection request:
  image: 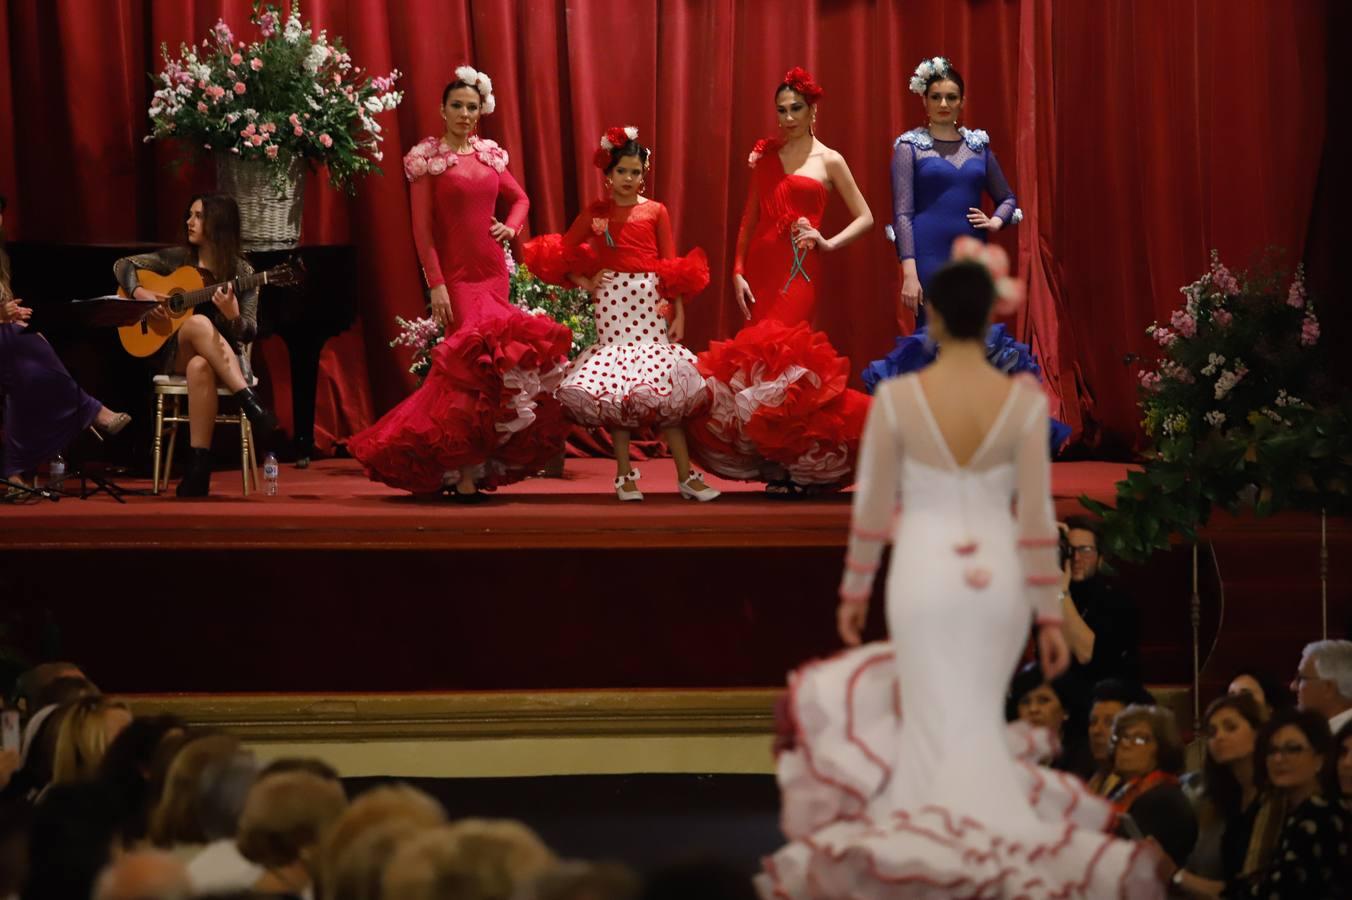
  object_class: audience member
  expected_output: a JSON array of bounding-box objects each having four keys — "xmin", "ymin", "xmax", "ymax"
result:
[
  {"xmin": 1226, "ymin": 669, "xmax": 1293, "ymax": 719},
  {"xmin": 8, "ymin": 663, "xmax": 89, "ymax": 722},
  {"xmin": 93, "ymin": 850, "xmax": 191, "ymax": 900},
  {"xmin": 1293, "ymin": 640, "xmax": 1352, "ymax": 735},
  {"xmin": 234, "ymin": 771, "xmax": 347, "ymax": 897},
  {"xmin": 51, "ymin": 695, "xmax": 131, "ymax": 785},
  {"xmin": 1085, "ymin": 678, "xmax": 1154, "ymax": 790},
  {"xmin": 149, "ymin": 734, "xmax": 256, "ymax": 862},
  {"xmin": 382, "ymin": 819, "xmax": 556, "ymax": 900},
  {"xmin": 320, "ymin": 784, "xmax": 446, "ymax": 900},
  {"xmin": 1105, "ymin": 704, "xmax": 1198, "ymax": 867},
  {"xmin": 1058, "ymin": 516, "xmax": 1142, "ymax": 685},
  {"xmin": 1337, "ymin": 718, "xmax": 1352, "ymax": 802},
  {"xmin": 1006, "ymin": 661, "xmax": 1089, "ymax": 773},
  {"xmin": 98, "ymin": 714, "xmax": 188, "ymax": 846}
]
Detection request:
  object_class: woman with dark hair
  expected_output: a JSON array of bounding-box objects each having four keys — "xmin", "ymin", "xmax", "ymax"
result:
[
  {"xmin": 1215, "ymin": 709, "xmax": 1350, "ymax": 898},
  {"xmin": 1227, "ymin": 668, "xmax": 1294, "ymax": 718},
  {"xmin": 1006, "ymin": 659, "xmax": 1090, "ymax": 773},
  {"xmin": 524, "ymin": 126, "xmax": 717, "ymax": 501},
  {"xmin": 347, "ymin": 66, "xmax": 571, "ymax": 502},
  {"xmin": 1105, "ymin": 704, "xmax": 1199, "ymax": 868},
  {"xmin": 686, "ymin": 66, "xmax": 874, "ymax": 497},
  {"xmin": 861, "ymin": 57, "xmax": 1070, "ymax": 452},
  {"xmin": 1171, "ymin": 693, "xmax": 1284, "ymax": 896},
  {"xmin": 760, "ymin": 260, "xmax": 1162, "ymax": 896},
  {"xmin": 113, "ymin": 192, "xmax": 276, "ymax": 496},
  {"xmin": 1, "ymin": 194, "xmax": 130, "ymax": 495},
  {"xmin": 97, "ymin": 714, "xmax": 187, "ymax": 845}
]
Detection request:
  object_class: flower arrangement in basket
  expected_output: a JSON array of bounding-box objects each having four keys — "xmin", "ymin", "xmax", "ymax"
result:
[
  {"xmin": 145, "ymin": 0, "xmax": 403, "ymax": 193},
  {"xmin": 1083, "ymin": 252, "xmax": 1352, "ymax": 562},
  {"xmin": 391, "ymin": 244, "xmax": 596, "ymax": 383}
]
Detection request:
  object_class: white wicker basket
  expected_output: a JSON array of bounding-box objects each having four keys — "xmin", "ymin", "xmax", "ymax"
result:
[{"xmin": 214, "ymin": 154, "xmax": 305, "ymax": 251}]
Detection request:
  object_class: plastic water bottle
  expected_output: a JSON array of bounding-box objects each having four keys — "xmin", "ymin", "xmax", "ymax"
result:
[
  {"xmin": 263, "ymin": 452, "xmax": 279, "ymax": 496},
  {"xmin": 48, "ymin": 454, "xmax": 66, "ymax": 493}
]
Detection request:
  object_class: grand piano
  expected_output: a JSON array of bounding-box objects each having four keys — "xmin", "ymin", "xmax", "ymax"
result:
[{"xmin": 9, "ymin": 241, "xmax": 357, "ymax": 467}]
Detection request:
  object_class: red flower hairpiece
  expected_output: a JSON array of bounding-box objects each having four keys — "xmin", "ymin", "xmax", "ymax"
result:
[
  {"xmin": 595, "ymin": 125, "xmax": 641, "ymax": 170},
  {"xmin": 781, "ymin": 66, "xmax": 824, "ymax": 104}
]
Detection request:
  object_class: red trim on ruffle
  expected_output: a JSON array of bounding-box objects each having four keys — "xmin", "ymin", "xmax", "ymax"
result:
[
  {"xmin": 844, "ymin": 651, "xmax": 896, "ymax": 788},
  {"xmin": 851, "ymin": 526, "xmax": 890, "ymax": 541},
  {"xmin": 837, "ymin": 589, "xmax": 870, "ymax": 606},
  {"xmin": 842, "ymin": 557, "xmax": 878, "ymax": 575},
  {"xmin": 1027, "ymin": 574, "xmax": 1062, "ymax": 586}
]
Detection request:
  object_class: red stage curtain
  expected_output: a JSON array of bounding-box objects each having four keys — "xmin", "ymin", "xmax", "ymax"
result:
[{"xmin": 0, "ymin": 0, "xmax": 1328, "ymax": 452}]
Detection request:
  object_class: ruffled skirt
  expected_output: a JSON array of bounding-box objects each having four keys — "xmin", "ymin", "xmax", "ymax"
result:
[
  {"xmin": 347, "ymin": 309, "xmax": 572, "ymax": 493},
  {"xmin": 687, "ymin": 320, "xmax": 869, "ymax": 486},
  {"xmin": 556, "ymin": 272, "xmax": 709, "ymax": 430},
  {"xmin": 759, "ymin": 644, "xmax": 1164, "ymax": 899}
]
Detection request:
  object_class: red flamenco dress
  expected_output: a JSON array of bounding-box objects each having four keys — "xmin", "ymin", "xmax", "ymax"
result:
[
  {"xmin": 346, "ymin": 136, "xmax": 572, "ymax": 494},
  {"xmin": 522, "ymin": 198, "xmax": 710, "ymax": 430},
  {"xmin": 687, "ymin": 139, "xmax": 870, "ymax": 487}
]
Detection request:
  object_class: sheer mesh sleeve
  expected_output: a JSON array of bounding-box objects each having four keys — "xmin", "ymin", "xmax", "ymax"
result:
[
  {"xmin": 1013, "ymin": 384, "xmax": 1061, "ymax": 623},
  {"xmin": 408, "ymin": 175, "xmax": 444, "ymax": 288},
  {"xmin": 655, "ymin": 203, "xmax": 676, "ymax": 260},
  {"xmin": 840, "ymin": 389, "xmax": 901, "ymax": 604},
  {"xmin": 889, "ymin": 140, "xmax": 916, "ymax": 261},
  {"xmin": 224, "ymin": 256, "xmax": 258, "ymax": 346},
  {"xmin": 498, "ymin": 168, "xmax": 530, "ymax": 236},
  {"xmin": 986, "ymin": 150, "xmax": 1018, "ymax": 226}
]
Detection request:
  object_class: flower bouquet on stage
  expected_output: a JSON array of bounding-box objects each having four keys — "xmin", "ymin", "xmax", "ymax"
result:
[{"xmin": 144, "ymin": 0, "xmax": 404, "ymax": 247}]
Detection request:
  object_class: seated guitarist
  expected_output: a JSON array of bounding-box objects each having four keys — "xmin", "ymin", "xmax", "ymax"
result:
[{"xmin": 113, "ymin": 193, "xmax": 275, "ymax": 497}]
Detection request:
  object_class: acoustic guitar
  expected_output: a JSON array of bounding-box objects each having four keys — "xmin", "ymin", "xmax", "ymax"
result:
[{"xmin": 116, "ymin": 261, "xmax": 302, "ymax": 357}]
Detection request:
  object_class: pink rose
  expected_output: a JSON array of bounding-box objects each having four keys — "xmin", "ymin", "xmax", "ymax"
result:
[
  {"xmin": 1170, "ymin": 310, "xmax": 1197, "ymax": 338},
  {"xmin": 332, "ymin": 72, "xmax": 341, "ymax": 85},
  {"xmin": 289, "ymin": 113, "xmax": 301, "ymax": 126},
  {"xmin": 293, "ymin": 125, "xmax": 304, "ymax": 137},
  {"xmin": 1301, "ymin": 314, "xmax": 1320, "ymax": 347},
  {"xmin": 405, "ymin": 156, "xmax": 428, "ymax": 179},
  {"xmin": 318, "ymin": 133, "xmax": 333, "ymax": 148},
  {"xmin": 1138, "ymin": 371, "xmax": 1162, "ymax": 392},
  {"xmin": 197, "ymin": 102, "xmax": 208, "ymax": 113},
  {"xmin": 1212, "ymin": 307, "xmax": 1233, "ymax": 328},
  {"xmin": 250, "ymin": 134, "xmax": 264, "ymax": 146},
  {"xmin": 230, "ymin": 53, "xmax": 243, "ymax": 66},
  {"xmin": 233, "ymin": 82, "xmax": 246, "ymax": 95},
  {"xmin": 266, "ymin": 145, "xmax": 279, "ymax": 159},
  {"xmin": 263, "ymin": 123, "xmax": 275, "ymax": 133},
  {"xmin": 427, "ymin": 156, "xmax": 447, "ymax": 175},
  {"xmin": 250, "ymin": 58, "xmax": 263, "ymax": 71},
  {"xmin": 1153, "ymin": 327, "xmax": 1177, "ymax": 347},
  {"xmin": 1287, "ymin": 280, "xmax": 1306, "ymax": 309}
]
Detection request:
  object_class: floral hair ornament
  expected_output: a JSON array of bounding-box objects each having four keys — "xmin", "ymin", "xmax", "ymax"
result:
[
  {"xmin": 594, "ymin": 125, "xmax": 641, "ymax": 171},
  {"xmin": 950, "ymin": 235, "xmax": 1025, "ymax": 316},
  {"xmin": 909, "ymin": 55, "xmax": 952, "ymax": 96},
  {"xmin": 780, "ymin": 66, "xmax": 824, "ymax": 104},
  {"xmin": 453, "ymin": 64, "xmax": 495, "ymax": 114}
]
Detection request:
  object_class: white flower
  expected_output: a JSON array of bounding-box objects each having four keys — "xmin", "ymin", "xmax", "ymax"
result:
[
  {"xmin": 1200, "ymin": 353, "xmax": 1226, "ymax": 377},
  {"xmin": 624, "ymin": 126, "xmax": 638, "ymax": 140},
  {"xmin": 931, "ymin": 56, "xmax": 947, "ymax": 71},
  {"xmin": 1204, "ymin": 411, "xmax": 1226, "ymax": 427},
  {"xmin": 476, "ymin": 72, "xmax": 493, "ymax": 95},
  {"xmin": 304, "ymin": 43, "xmax": 329, "ymax": 74},
  {"xmin": 364, "ymin": 96, "xmax": 383, "ymax": 114},
  {"xmin": 283, "ymin": 15, "xmax": 303, "ymax": 43},
  {"xmin": 189, "ymin": 62, "xmax": 212, "ymax": 82},
  {"xmin": 454, "ymin": 65, "xmax": 479, "ymax": 84}
]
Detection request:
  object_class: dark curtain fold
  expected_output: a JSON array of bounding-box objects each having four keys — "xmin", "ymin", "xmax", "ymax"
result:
[{"xmin": 0, "ymin": 0, "xmax": 1329, "ymax": 452}]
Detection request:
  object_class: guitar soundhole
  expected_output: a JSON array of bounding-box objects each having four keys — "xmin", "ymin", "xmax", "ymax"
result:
[{"xmin": 168, "ymin": 294, "xmax": 185, "ymax": 314}]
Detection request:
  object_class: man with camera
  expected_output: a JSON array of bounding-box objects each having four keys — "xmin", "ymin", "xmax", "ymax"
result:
[{"xmin": 1056, "ymin": 516, "xmax": 1142, "ymax": 686}]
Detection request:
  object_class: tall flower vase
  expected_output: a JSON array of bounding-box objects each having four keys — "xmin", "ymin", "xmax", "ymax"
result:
[{"xmin": 215, "ymin": 154, "xmax": 306, "ymax": 251}]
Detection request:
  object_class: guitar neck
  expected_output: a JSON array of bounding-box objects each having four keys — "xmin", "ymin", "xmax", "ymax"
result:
[{"xmin": 178, "ymin": 270, "xmax": 268, "ymax": 310}]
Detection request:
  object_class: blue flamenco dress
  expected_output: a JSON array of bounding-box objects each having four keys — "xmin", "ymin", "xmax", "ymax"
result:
[{"xmin": 868, "ymin": 126, "xmax": 1070, "ymax": 452}]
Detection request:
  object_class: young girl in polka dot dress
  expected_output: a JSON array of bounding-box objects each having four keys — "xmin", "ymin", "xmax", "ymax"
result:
[{"xmin": 524, "ymin": 127, "xmax": 719, "ymax": 502}]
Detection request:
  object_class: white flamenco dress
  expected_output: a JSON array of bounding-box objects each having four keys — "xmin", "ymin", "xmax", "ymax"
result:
[{"xmin": 758, "ymin": 374, "xmax": 1163, "ymax": 899}]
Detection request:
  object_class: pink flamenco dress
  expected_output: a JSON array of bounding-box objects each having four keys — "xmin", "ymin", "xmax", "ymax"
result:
[
  {"xmin": 346, "ymin": 136, "xmax": 573, "ymax": 494},
  {"xmin": 687, "ymin": 138, "xmax": 869, "ymax": 490},
  {"xmin": 758, "ymin": 374, "xmax": 1164, "ymax": 899},
  {"xmin": 522, "ymin": 198, "xmax": 710, "ymax": 431}
]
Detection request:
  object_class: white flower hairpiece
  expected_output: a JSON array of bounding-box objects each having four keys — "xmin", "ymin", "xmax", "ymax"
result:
[
  {"xmin": 454, "ymin": 64, "xmax": 496, "ymax": 114},
  {"xmin": 909, "ymin": 55, "xmax": 952, "ymax": 96}
]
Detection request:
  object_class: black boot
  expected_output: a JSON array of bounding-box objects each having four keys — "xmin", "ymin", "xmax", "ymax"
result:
[
  {"xmin": 176, "ymin": 448, "xmax": 213, "ymax": 497},
  {"xmin": 233, "ymin": 387, "xmax": 277, "ymax": 437}
]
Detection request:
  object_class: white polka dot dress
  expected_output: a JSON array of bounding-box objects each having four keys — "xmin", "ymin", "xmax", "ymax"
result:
[{"xmin": 556, "ymin": 272, "xmax": 709, "ymax": 429}]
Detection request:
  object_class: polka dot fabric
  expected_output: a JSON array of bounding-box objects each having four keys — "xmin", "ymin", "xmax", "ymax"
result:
[{"xmin": 557, "ymin": 272, "xmax": 709, "ymax": 429}]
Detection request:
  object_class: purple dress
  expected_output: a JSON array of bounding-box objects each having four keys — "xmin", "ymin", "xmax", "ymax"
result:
[{"xmin": 1, "ymin": 324, "xmax": 102, "ymax": 477}]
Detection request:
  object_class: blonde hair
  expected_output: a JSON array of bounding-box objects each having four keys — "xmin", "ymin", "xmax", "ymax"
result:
[
  {"xmin": 52, "ymin": 696, "xmax": 130, "ymax": 785},
  {"xmin": 318, "ymin": 784, "xmax": 446, "ymax": 900},
  {"xmin": 383, "ymin": 819, "xmax": 556, "ymax": 900},
  {"xmin": 148, "ymin": 734, "xmax": 246, "ymax": 847},
  {"xmin": 236, "ymin": 771, "xmax": 348, "ymax": 868}
]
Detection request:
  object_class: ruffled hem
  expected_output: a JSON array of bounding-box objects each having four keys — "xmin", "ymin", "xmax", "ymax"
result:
[
  {"xmin": 520, "ymin": 234, "xmax": 597, "ymax": 286},
  {"xmin": 688, "ymin": 320, "xmax": 869, "ymax": 485},
  {"xmin": 347, "ymin": 310, "xmax": 573, "ymax": 493},
  {"xmin": 759, "ymin": 643, "xmax": 1165, "ymax": 899},
  {"xmin": 654, "ymin": 248, "xmax": 710, "ymax": 298},
  {"xmin": 558, "ymin": 342, "xmax": 710, "ymax": 430},
  {"xmin": 862, "ymin": 324, "xmax": 1071, "ymax": 451}
]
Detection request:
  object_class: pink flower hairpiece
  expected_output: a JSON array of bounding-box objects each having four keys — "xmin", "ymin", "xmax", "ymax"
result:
[{"xmin": 950, "ymin": 235, "xmax": 1025, "ymax": 316}]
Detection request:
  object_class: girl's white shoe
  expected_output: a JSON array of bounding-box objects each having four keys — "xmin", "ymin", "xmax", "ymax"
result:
[
  {"xmin": 678, "ymin": 470, "xmax": 721, "ymax": 502},
  {"xmin": 614, "ymin": 468, "xmax": 644, "ymax": 502}
]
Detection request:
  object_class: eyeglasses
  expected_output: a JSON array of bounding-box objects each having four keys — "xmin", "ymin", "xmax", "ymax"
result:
[
  {"xmin": 1113, "ymin": 733, "xmax": 1155, "ymax": 747},
  {"xmin": 1071, "ymin": 545, "xmax": 1098, "ymax": 556},
  {"xmin": 1267, "ymin": 742, "xmax": 1312, "ymax": 758}
]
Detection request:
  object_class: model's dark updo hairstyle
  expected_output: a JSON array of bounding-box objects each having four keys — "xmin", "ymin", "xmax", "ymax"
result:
[
  {"xmin": 927, "ymin": 260, "xmax": 994, "ymax": 340},
  {"xmin": 925, "ymin": 64, "xmax": 966, "ymax": 98},
  {"xmin": 603, "ymin": 140, "xmax": 650, "ymax": 175},
  {"xmin": 441, "ymin": 79, "xmax": 478, "ymax": 105}
]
